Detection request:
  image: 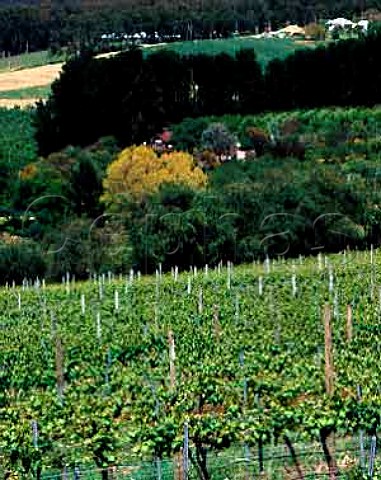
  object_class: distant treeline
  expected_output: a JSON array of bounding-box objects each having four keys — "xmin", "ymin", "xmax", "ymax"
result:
[
  {"xmin": 0, "ymin": 1, "xmax": 380, "ymax": 55},
  {"xmin": 35, "ymin": 30, "xmax": 381, "ymax": 156}
]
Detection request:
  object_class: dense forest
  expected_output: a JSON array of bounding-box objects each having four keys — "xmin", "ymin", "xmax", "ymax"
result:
[{"xmin": 35, "ymin": 29, "xmax": 381, "ymax": 155}]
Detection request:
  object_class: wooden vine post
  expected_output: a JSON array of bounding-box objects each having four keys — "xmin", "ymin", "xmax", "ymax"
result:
[
  {"xmin": 213, "ymin": 304, "xmax": 221, "ymax": 340},
  {"xmin": 322, "ymin": 304, "xmax": 338, "ymax": 480},
  {"xmin": 346, "ymin": 304, "xmax": 352, "ymax": 343},
  {"xmin": 168, "ymin": 330, "xmax": 176, "ymax": 391},
  {"xmin": 55, "ymin": 334, "xmax": 65, "ymax": 404},
  {"xmin": 324, "ymin": 304, "xmax": 334, "ymax": 396},
  {"xmin": 168, "ymin": 330, "xmax": 183, "ymax": 480}
]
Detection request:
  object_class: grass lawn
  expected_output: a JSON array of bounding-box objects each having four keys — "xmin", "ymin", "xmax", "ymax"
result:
[
  {"xmin": 143, "ymin": 37, "xmax": 317, "ymax": 67},
  {"xmin": 0, "ymin": 85, "xmax": 51, "ymax": 100},
  {"xmin": 0, "ymin": 50, "xmax": 64, "ymax": 73}
]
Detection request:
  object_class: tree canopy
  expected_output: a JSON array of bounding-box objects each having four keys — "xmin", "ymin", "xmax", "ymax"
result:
[{"xmin": 102, "ymin": 145, "xmax": 207, "ymax": 206}]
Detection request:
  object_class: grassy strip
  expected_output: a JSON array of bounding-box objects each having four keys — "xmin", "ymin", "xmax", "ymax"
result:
[
  {"xmin": 0, "ymin": 85, "xmax": 51, "ymax": 100},
  {"xmin": 0, "ymin": 50, "xmax": 64, "ymax": 73}
]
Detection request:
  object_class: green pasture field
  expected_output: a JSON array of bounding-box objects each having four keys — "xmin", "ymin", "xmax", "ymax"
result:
[
  {"xmin": 0, "ymin": 84, "xmax": 51, "ymax": 100},
  {"xmin": 0, "ymin": 50, "xmax": 64, "ymax": 73},
  {"xmin": 144, "ymin": 36, "xmax": 317, "ymax": 67}
]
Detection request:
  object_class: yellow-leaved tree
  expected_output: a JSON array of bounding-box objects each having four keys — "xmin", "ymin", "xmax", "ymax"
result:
[{"xmin": 102, "ymin": 145, "xmax": 207, "ymax": 206}]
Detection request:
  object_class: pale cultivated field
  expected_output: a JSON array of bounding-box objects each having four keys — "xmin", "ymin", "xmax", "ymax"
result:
[
  {"xmin": 0, "ymin": 63, "xmax": 63, "ymax": 92},
  {"xmin": 0, "ymin": 52, "xmax": 123, "ymax": 107}
]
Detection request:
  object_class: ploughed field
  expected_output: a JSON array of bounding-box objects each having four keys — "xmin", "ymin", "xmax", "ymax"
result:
[{"xmin": 0, "ymin": 250, "xmax": 381, "ymax": 475}]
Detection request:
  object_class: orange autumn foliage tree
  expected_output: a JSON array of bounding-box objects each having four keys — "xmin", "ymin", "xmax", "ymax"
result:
[{"xmin": 102, "ymin": 145, "xmax": 207, "ymax": 206}]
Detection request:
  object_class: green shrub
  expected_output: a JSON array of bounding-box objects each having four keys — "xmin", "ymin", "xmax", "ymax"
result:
[{"xmin": 0, "ymin": 239, "xmax": 46, "ymax": 284}]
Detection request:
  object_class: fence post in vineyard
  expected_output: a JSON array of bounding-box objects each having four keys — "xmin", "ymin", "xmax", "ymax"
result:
[
  {"xmin": 323, "ymin": 304, "xmax": 334, "ymax": 396},
  {"xmin": 98, "ymin": 279, "xmax": 103, "ymax": 300},
  {"xmin": 51, "ymin": 310, "xmax": 57, "ymax": 337},
  {"xmin": 155, "ymin": 271, "xmax": 160, "ymax": 326},
  {"xmin": 264, "ymin": 256, "xmax": 270, "ymax": 274},
  {"xmin": 80, "ymin": 294, "xmax": 85, "ymax": 316},
  {"xmin": 114, "ymin": 290, "xmax": 119, "ymax": 314},
  {"xmin": 227, "ymin": 261, "xmax": 231, "ymax": 290},
  {"xmin": 368, "ymin": 434, "xmax": 377, "ymax": 479},
  {"xmin": 18, "ymin": 292, "xmax": 21, "ymax": 311},
  {"xmin": 149, "ymin": 378, "xmax": 164, "ymax": 480},
  {"xmin": 255, "ymin": 393, "xmax": 264, "ymax": 475},
  {"xmin": 329, "ymin": 269, "xmax": 334, "ymax": 294},
  {"xmin": 239, "ymin": 350, "xmax": 248, "ymax": 406},
  {"xmin": 65, "ymin": 272, "xmax": 70, "ymax": 295},
  {"xmin": 168, "ymin": 330, "xmax": 176, "ymax": 391},
  {"xmin": 55, "ymin": 334, "xmax": 65, "ymax": 405},
  {"xmin": 96, "ymin": 312, "xmax": 102, "ymax": 343},
  {"xmin": 145, "ymin": 375, "xmax": 160, "ymax": 418},
  {"xmin": 174, "ymin": 448, "xmax": 185, "ymax": 480},
  {"xmin": 240, "ymin": 350, "xmax": 250, "ymax": 480},
  {"xmin": 213, "ymin": 304, "xmax": 221, "ymax": 339},
  {"xmin": 333, "ymin": 293, "xmax": 339, "ymax": 319},
  {"xmin": 74, "ymin": 466, "xmax": 80, "ymax": 480},
  {"xmin": 292, "ymin": 271, "xmax": 297, "ymax": 297},
  {"xmin": 258, "ymin": 276, "xmax": 263, "ymax": 296},
  {"xmin": 31, "ymin": 420, "xmax": 38, "ymax": 448},
  {"xmin": 154, "ymin": 455, "xmax": 162, "ymax": 480},
  {"xmin": 357, "ymin": 385, "xmax": 365, "ymax": 470},
  {"xmin": 198, "ymin": 288, "xmax": 203, "ymax": 314},
  {"xmin": 183, "ymin": 422, "xmax": 189, "ymax": 480},
  {"xmin": 62, "ymin": 465, "xmax": 68, "ymax": 480},
  {"xmin": 346, "ymin": 304, "xmax": 352, "ymax": 342},
  {"xmin": 187, "ymin": 276, "xmax": 192, "ymax": 295},
  {"xmin": 105, "ymin": 347, "xmax": 112, "ymax": 395},
  {"xmin": 167, "ymin": 331, "xmax": 183, "ymax": 480},
  {"xmin": 322, "ymin": 304, "xmax": 338, "ymax": 480}
]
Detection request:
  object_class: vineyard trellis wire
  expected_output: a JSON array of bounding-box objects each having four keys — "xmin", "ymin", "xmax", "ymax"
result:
[{"xmin": 0, "ymin": 433, "xmax": 373, "ymax": 480}]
